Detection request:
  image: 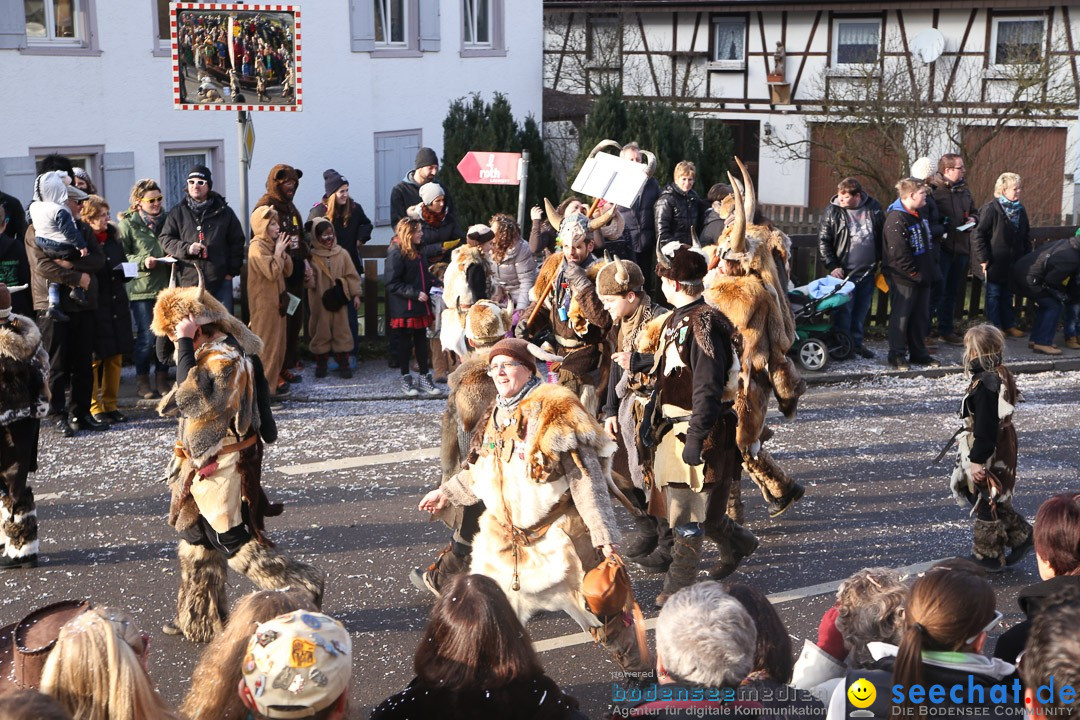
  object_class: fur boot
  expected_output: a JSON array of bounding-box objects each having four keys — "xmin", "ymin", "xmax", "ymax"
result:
[
  {"xmin": 743, "ymin": 449, "xmax": 803, "ymax": 517},
  {"xmin": 998, "ymin": 502, "xmax": 1034, "ymax": 565},
  {"xmin": 156, "ymin": 370, "xmax": 172, "ymax": 397},
  {"xmin": 174, "ymin": 540, "xmax": 228, "ymax": 643},
  {"xmin": 655, "ymin": 533, "xmax": 703, "ymax": 608},
  {"xmin": 972, "ymin": 519, "xmax": 1007, "ymax": 571},
  {"xmin": 135, "ymin": 374, "xmax": 157, "ymax": 399},
  {"xmin": 726, "ymin": 480, "xmax": 745, "ymax": 525},
  {"xmin": 0, "ymin": 488, "xmax": 38, "ymax": 568},
  {"xmin": 228, "ymin": 539, "xmax": 325, "ymax": 608},
  {"xmin": 701, "ymin": 515, "xmax": 758, "ymax": 580},
  {"xmin": 431, "ymin": 338, "xmax": 451, "ymax": 383},
  {"xmin": 589, "ymin": 611, "xmax": 652, "ymax": 674}
]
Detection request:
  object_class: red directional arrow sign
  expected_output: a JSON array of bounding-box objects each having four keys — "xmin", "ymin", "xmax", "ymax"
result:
[{"xmin": 456, "ymin": 151, "xmax": 522, "ymax": 185}]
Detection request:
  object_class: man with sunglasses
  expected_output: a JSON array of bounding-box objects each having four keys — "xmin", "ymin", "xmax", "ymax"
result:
[{"xmin": 160, "ymin": 165, "xmax": 245, "ymax": 314}]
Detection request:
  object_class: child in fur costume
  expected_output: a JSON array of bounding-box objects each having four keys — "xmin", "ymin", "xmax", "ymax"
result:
[
  {"xmin": 305, "ymin": 217, "xmax": 362, "ymax": 379},
  {"xmin": 949, "ymin": 324, "xmax": 1033, "ymax": 572},
  {"xmin": 438, "ymin": 224, "xmax": 495, "ymax": 361},
  {"xmin": 152, "ymin": 273, "xmax": 324, "ymax": 642},
  {"xmin": 0, "ymin": 284, "xmax": 49, "ymax": 569},
  {"xmin": 704, "ymin": 161, "xmax": 806, "ymax": 521},
  {"xmin": 419, "ymin": 338, "xmax": 649, "ymax": 673}
]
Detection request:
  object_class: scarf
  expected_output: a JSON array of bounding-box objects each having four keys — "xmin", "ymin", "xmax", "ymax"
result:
[
  {"xmin": 496, "ymin": 375, "xmax": 541, "ymax": 411},
  {"xmin": 998, "ymin": 196, "xmax": 1022, "ymax": 228},
  {"xmin": 185, "ymin": 194, "xmax": 212, "ymax": 215},
  {"xmin": 94, "ymin": 229, "xmax": 108, "ymax": 245},
  {"xmin": 139, "ymin": 208, "xmax": 161, "ymax": 232},
  {"xmin": 421, "ymin": 203, "xmax": 447, "ymax": 227}
]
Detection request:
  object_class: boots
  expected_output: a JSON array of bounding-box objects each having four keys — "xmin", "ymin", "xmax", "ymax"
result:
[
  {"xmin": 314, "ymin": 353, "xmax": 329, "ymax": 378},
  {"xmin": 135, "ymin": 374, "xmax": 157, "ymax": 400},
  {"xmin": 168, "ymin": 540, "xmax": 228, "ymax": 642},
  {"xmin": 632, "ymin": 522, "xmax": 673, "ymax": 573},
  {"xmin": 622, "ymin": 512, "xmax": 661, "ymax": 559},
  {"xmin": 335, "ymin": 352, "xmax": 353, "ymax": 379},
  {"xmin": 655, "ymin": 533, "xmax": 704, "ymax": 608},
  {"xmin": 227, "ymin": 538, "xmax": 325, "ymax": 608},
  {"xmin": 409, "ymin": 542, "xmax": 469, "ymax": 597},
  {"xmin": 727, "ymin": 480, "xmax": 745, "ymax": 525},
  {"xmin": 589, "ymin": 611, "xmax": 652, "ymax": 675},
  {"xmin": 970, "ymin": 519, "xmax": 1007, "ymax": 573},
  {"xmin": 701, "ymin": 515, "xmax": 759, "ymax": 580},
  {"xmin": 431, "ymin": 338, "xmax": 449, "ymax": 384},
  {"xmin": 0, "ymin": 490, "xmax": 38, "ymax": 570},
  {"xmin": 156, "ymin": 370, "xmax": 172, "ymax": 396},
  {"xmin": 744, "ymin": 449, "xmax": 804, "ymax": 518},
  {"xmin": 999, "ymin": 502, "xmax": 1035, "ymax": 566}
]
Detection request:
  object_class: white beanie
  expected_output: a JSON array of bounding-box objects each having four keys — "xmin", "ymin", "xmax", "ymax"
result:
[
  {"xmin": 419, "ymin": 182, "xmax": 445, "ymax": 206},
  {"xmin": 910, "ymin": 157, "xmax": 933, "ymax": 181}
]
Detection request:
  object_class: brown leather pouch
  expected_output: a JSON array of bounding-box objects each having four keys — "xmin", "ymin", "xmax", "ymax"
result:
[{"xmin": 583, "ymin": 553, "xmax": 631, "ymax": 616}]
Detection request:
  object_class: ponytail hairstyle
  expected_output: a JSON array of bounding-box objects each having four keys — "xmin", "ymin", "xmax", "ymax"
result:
[
  {"xmin": 893, "ymin": 560, "xmax": 996, "ymax": 700},
  {"xmin": 394, "ymin": 217, "xmax": 423, "ymax": 261}
]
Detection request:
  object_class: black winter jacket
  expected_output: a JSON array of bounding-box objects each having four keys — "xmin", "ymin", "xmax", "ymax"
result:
[
  {"xmin": 389, "ymin": 171, "xmax": 455, "ymax": 228},
  {"xmin": 1012, "ymin": 237, "xmax": 1080, "ymax": 302},
  {"xmin": 994, "ymin": 574, "xmax": 1080, "ymax": 665},
  {"xmin": 383, "ymin": 241, "xmax": 440, "ymax": 321},
  {"xmin": 882, "ymin": 199, "xmax": 938, "ymax": 288},
  {"xmin": 929, "ymin": 174, "xmax": 978, "ymax": 255},
  {"xmin": 655, "ymin": 183, "xmax": 703, "ymax": 246},
  {"xmin": 973, "ymin": 199, "xmax": 1031, "ymax": 285},
  {"xmin": 159, "ymin": 192, "xmax": 246, "ymax": 289},
  {"xmin": 619, "ymin": 176, "xmax": 662, "ymax": 253},
  {"xmin": 91, "ymin": 225, "xmax": 134, "ymax": 359},
  {"xmin": 0, "ymin": 228, "xmax": 32, "ymax": 316},
  {"xmin": 307, "ymin": 199, "xmax": 373, "ymax": 274},
  {"xmin": 817, "ymin": 195, "xmax": 885, "ymax": 273}
]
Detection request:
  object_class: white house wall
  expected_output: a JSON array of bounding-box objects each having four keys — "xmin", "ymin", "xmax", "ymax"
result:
[{"xmin": 3, "ymin": 2, "xmax": 542, "ymax": 238}]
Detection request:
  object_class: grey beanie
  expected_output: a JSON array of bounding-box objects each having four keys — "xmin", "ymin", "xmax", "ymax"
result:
[{"xmin": 419, "ymin": 183, "xmax": 445, "ymax": 206}]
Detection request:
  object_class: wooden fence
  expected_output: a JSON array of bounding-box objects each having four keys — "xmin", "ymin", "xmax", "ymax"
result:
[{"xmin": 354, "ymin": 226, "xmax": 1077, "ymax": 338}]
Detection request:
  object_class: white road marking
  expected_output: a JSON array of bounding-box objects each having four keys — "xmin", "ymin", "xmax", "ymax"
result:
[
  {"xmin": 276, "ymin": 447, "xmax": 440, "ymax": 476},
  {"xmin": 532, "ymin": 557, "xmax": 947, "ymax": 653}
]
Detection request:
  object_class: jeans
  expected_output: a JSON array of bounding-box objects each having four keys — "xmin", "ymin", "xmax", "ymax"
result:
[
  {"xmin": 209, "ymin": 277, "xmax": 234, "ymax": 315},
  {"xmin": 932, "ymin": 250, "xmax": 968, "ymax": 335},
  {"xmin": 1063, "ymin": 303, "xmax": 1080, "ymax": 338},
  {"xmin": 984, "ymin": 281, "xmax": 1016, "ymax": 331},
  {"xmin": 1030, "ymin": 295, "xmax": 1063, "ymax": 346},
  {"xmin": 130, "ymin": 299, "xmax": 167, "ymax": 375},
  {"xmin": 886, "ymin": 279, "xmax": 931, "ymax": 360},
  {"xmin": 830, "ymin": 272, "xmax": 876, "ymax": 348}
]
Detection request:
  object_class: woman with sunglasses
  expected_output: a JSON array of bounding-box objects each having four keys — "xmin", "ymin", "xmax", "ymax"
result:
[{"xmin": 119, "ymin": 179, "xmax": 173, "ymax": 399}]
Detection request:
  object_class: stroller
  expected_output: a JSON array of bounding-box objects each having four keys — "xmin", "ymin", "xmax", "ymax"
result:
[{"xmin": 786, "ymin": 270, "xmax": 870, "ymax": 372}]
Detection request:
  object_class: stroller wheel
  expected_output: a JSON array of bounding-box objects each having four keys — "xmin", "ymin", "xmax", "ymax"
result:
[
  {"xmin": 796, "ymin": 338, "xmax": 829, "ymax": 372},
  {"xmin": 828, "ymin": 328, "xmax": 855, "ymax": 361}
]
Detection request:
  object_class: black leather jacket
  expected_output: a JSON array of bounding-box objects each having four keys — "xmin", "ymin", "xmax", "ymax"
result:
[
  {"xmin": 817, "ymin": 195, "xmax": 885, "ymax": 273},
  {"xmin": 654, "ymin": 183, "xmax": 703, "ymax": 246}
]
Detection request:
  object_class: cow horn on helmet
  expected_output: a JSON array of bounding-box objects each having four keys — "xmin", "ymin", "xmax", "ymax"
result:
[
  {"xmin": 735, "ymin": 156, "xmax": 756, "ymax": 223},
  {"xmin": 168, "ymin": 262, "xmax": 178, "ymax": 289},
  {"xmin": 588, "ymin": 203, "xmax": 617, "ymax": 231},
  {"xmin": 544, "ymin": 197, "xmax": 562, "ymax": 229},
  {"xmin": 613, "ymin": 253, "xmax": 628, "ymax": 286},
  {"xmin": 588, "ymin": 139, "xmax": 622, "ymax": 159},
  {"xmin": 195, "ymin": 262, "xmax": 207, "ymax": 297},
  {"xmin": 691, "ymin": 226, "xmax": 702, "ymax": 250},
  {"xmin": 726, "ymin": 170, "xmax": 747, "ymax": 256},
  {"xmin": 640, "ymin": 150, "xmax": 657, "ymax": 178}
]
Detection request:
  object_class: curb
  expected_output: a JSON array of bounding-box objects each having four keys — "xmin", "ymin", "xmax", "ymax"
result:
[{"xmin": 804, "ymin": 357, "xmax": 1080, "ymax": 386}]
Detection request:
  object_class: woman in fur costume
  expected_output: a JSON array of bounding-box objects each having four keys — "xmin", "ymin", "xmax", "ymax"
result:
[
  {"xmin": 704, "ymin": 162, "xmax": 806, "ymax": 521},
  {"xmin": 0, "ymin": 283, "xmax": 49, "ymax": 569},
  {"xmin": 152, "ymin": 272, "xmax": 324, "ymax": 642},
  {"xmin": 949, "ymin": 324, "xmax": 1033, "ymax": 572},
  {"xmin": 305, "ymin": 217, "xmax": 362, "ymax": 379},
  {"xmin": 419, "ymin": 338, "xmax": 649, "ymax": 673},
  {"xmin": 246, "ymin": 206, "xmax": 292, "ymax": 396}
]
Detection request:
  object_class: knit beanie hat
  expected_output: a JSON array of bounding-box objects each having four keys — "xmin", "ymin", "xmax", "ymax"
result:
[
  {"xmin": 415, "ymin": 147, "xmax": 439, "ymax": 170},
  {"xmin": 487, "ymin": 338, "xmax": 538, "ymax": 374},
  {"xmin": 910, "ymin": 157, "xmax": 933, "ymax": 181},
  {"xmin": 419, "ymin": 183, "xmax": 445, "ymax": 206},
  {"xmin": 188, "ymin": 165, "xmax": 213, "ymax": 189},
  {"xmin": 0, "ymin": 284, "xmax": 10, "ymax": 322},
  {"xmin": 596, "ymin": 256, "xmax": 645, "ymax": 296},
  {"xmin": 323, "ymin": 169, "xmax": 348, "ymax": 197}
]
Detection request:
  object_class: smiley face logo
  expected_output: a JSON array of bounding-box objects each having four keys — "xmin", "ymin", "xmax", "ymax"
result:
[{"xmin": 847, "ymin": 678, "xmax": 877, "ymax": 709}]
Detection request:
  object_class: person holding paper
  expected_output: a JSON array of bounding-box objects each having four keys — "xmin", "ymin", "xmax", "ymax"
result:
[
  {"xmin": 81, "ymin": 195, "xmax": 132, "ymax": 425},
  {"xmin": 247, "ymin": 206, "xmax": 293, "ymax": 397},
  {"xmin": 119, "ymin": 179, "xmax": 172, "ymax": 399},
  {"xmin": 928, "ymin": 154, "xmax": 978, "ymax": 346},
  {"xmin": 655, "ymin": 161, "xmax": 704, "ymax": 249}
]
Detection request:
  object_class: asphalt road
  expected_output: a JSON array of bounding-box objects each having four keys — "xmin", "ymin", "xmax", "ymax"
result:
[{"xmin": 4, "ymin": 364, "xmax": 1077, "ymax": 719}]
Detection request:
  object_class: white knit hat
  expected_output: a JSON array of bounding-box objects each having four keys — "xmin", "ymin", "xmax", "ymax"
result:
[{"xmin": 910, "ymin": 157, "xmax": 934, "ymax": 181}]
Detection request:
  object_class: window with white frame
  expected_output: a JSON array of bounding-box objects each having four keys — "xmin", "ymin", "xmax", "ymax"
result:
[
  {"xmin": 710, "ymin": 17, "xmax": 746, "ymax": 69},
  {"xmin": 833, "ymin": 19, "xmax": 880, "ymax": 66},
  {"xmin": 24, "ymin": 0, "xmax": 80, "ymax": 43},
  {"xmin": 375, "ymin": 0, "xmax": 407, "ymax": 46},
  {"xmin": 463, "ymin": 0, "xmax": 490, "ymax": 48},
  {"xmin": 992, "ymin": 17, "xmax": 1044, "ymax": 65},
  {"xmin": 152, "ymin": 0, "xmax": 170, "ymax": 54},
  {"xmin": 586, "ymin": 15, "xmax": 620, "ymax": 66}
]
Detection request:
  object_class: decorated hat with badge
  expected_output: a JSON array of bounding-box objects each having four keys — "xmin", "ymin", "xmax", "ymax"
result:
[{"xmin": 240, "ymin": 610, "xmax": 352, "ymax": 719}]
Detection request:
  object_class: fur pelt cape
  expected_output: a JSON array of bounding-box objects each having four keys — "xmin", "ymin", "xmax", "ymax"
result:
[
  {"xmin": 950, "ymin": 366, "xmax": 1020, "ymax": 506},
  {"xmin": 0, "ymin": 314, "xmax": 50, "ymax": 426},
  {"xmin": 440, "ymin": 351, "xmax": 497, "ymax": 482}
]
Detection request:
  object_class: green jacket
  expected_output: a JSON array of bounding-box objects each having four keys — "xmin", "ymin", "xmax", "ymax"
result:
[{"xmin": 118, "ymin": 210, "xmax": 170, "ymax": 301}]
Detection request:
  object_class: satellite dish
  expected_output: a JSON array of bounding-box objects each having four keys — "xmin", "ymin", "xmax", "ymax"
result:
[{"xmin": 910, "ymin": 28, "xmax": 945, "ymax": 64}]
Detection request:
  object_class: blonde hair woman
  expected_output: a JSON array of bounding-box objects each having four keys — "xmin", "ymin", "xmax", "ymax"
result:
[
  {"xmin": 40, "ymin": 607, "xmax": 182, "ymax": 720},
  {"xmin": 973, "ymin": 172, "xmax": 1030, "ymax": 337}
]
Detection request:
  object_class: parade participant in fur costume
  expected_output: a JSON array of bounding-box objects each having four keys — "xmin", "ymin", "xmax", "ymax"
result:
[
  {"xmin": 596, "ymin": 257, "xmax": 670, "ymax": 563},
  {"xmin": 306, "ymin": 217, "xmax": 362, "ymax": 379},
  {"xmin": 704, "ymin": 162, "xmax": 806, "ymax": 521},
  {"xmin": 152, "ymin": 271, "xmax": 323, "ymax": 643},
  {"xmin": 0, "ymin": 284, "xmax": 49, "ymax": 569},
  {"xmin": 411, "ymin": 312, "xmax": 562, "ymax": 597},
  {"xmin": 439, "ymin": 224, "xmax": 495, "ymax": 360},
  {"xmin": 419, "ymin": 338, "xmax": 649, "ymax": 673},
  {"xmin": 636, "ymin": 245, "xmax": 756, "ymax": 606},
  {"xmin": 517, "ymin": 211, "xmax": 612, "ymax": 414},
  {"xmin": 948, "ymin": 324, "xmax": 1033, "ymax": 572}
]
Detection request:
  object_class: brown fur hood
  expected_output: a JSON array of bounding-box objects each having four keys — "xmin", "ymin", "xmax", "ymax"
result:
[
  {"xmin": 151, "ymin": 285, "xmax": 263, "ymax": 357},
  {"xmin": 516, "ymin": 383, "xmax": 617, "ymax": 470},
  {"xmin": 0, "ymin": 314, "xmax": 43, "ymax": 362}
]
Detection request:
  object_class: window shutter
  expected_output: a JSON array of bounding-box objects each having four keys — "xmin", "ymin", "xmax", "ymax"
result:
[
  {"xmin": 349, "ymin": 0, "xmax": 376, "ymax": 52},
  {"xmin": 0, "ymin": 156, "xmax": 37, "ymax": 206},
  {"xmin": 0, "ymin": 2, "xmax": 27, "ymax": 49},
  {"xmin": 419, "ymin": 0, "xmax": 440, "ymax": 52},
  {"xmin": 102, "ymin": 152, "xmax": 136, "ymax": 218}
]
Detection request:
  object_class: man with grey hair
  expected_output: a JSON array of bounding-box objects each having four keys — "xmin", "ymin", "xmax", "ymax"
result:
[{"xmin": 657, "ymin": 581, "xmax": 756, "ymax": 689}]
